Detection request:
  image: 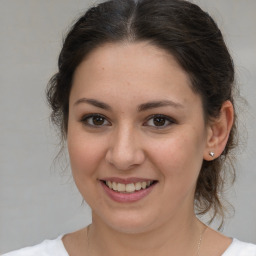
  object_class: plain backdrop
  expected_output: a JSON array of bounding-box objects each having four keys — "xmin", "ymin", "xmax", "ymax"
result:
[{"xmin": 0, "ymin": 0, "xmax": 255, "ymax": 254}]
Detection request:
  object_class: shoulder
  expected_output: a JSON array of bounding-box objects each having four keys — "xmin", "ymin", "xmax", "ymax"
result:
[
  {"xmin": 2, "ymin": 236, "xmax": 69, "ymax": 256},
  {"xmin": 222, "ymin": 238, "xmax": 256, "ymax": 256}
]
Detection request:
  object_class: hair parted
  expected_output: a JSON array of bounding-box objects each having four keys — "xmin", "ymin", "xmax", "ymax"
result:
[{"xmin": 46, "ymin": 0, "xmax": 237, "ymax": 225}]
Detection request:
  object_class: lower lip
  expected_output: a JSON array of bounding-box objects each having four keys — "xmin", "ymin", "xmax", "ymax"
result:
[{"xmin": 100, "ymin": 181, "xmax": 156, "ymax": 203}]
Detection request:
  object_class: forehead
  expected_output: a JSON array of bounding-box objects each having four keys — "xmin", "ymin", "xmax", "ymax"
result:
[
  {"xmin": 78, "ymin": 41, "xmax": 187, "ymax": 77},
  {"xmin": 70, "ymin": 42, "xmax": 200, "ymax": 109}
]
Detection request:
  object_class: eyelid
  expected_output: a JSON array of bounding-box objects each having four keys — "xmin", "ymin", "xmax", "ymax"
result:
[
  {"xmin": 79, "ymin": 113, "xmax": 176, "ymax": 129},
  {"xmin": 80, "ymin": 113, "xmax": 111, "ymax": 127},
  {"xmin": 144, "ymin": 114, "xmax": 176, "ymax": 128}
]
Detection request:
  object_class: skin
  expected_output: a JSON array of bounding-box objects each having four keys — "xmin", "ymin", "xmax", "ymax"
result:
[{"xmin": 63, "ymin": 42, "xmax": 234, "ymax": 256}]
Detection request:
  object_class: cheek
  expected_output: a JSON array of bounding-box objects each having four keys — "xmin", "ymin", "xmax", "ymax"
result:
[
  {"xmin": 67, "ymin": 128, "xmax": 106, "ymax": 179},
  {"xmin": 147, "ymin": 129, "xmax": 205, "ymax": 179}
]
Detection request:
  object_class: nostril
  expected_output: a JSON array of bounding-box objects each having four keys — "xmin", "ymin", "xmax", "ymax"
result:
[{"xmin": 105, "ymin": 147, "xmax": 146, "ymax": 171}]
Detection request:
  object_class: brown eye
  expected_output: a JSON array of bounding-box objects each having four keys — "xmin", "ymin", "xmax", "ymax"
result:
[
  {"xmin": 153, "ymin": 117, "xmax": 166, "ymax": 126},
  {"xmin": 92, "ymin": 116, "xmax": 105, "ymax": 125},
  {"xmin": 81, "ymin": 114, "xmax": 110, "ymax": 127},
  {"xmin": 145, "ymin": 114, "xmax": 175, "ymax": 128}
]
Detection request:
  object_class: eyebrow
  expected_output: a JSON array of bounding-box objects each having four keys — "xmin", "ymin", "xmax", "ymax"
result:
[
  {"xmin": 74, "ymin": 98, "xmax": 112, "ymax": 111},
  {"xmin": 74, "ymin": 98, "xmax": 184, "ymax": 112},
  {"xmin": 138, "ymin": 100, "xmax": 184, "ymax": 112}
]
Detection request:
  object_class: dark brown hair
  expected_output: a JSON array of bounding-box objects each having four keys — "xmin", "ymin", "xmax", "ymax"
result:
[{"xmin": 47, "ymin": 0, "xmax": 237, "ymax": 224}]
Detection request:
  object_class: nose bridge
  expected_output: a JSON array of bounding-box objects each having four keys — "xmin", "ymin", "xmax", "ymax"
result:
[{"xmin": 106, "ymin": 123, "xmax": 145, "ymax": 170}]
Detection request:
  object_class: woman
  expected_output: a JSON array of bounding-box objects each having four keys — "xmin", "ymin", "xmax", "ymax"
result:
[{"xmin": 4, "ymin": 0, "xmax": 256, "ymax": 255}]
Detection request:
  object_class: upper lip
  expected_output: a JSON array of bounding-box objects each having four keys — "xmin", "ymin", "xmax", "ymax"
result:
[{"xmin": 100, "ymin": 177, "xmax": 157, "ymax": 184}]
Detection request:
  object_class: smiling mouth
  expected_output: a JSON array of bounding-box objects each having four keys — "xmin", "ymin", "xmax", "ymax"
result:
[{"xmin": 101, "ymin": 180, "xmax": 158, "ymax": 193}]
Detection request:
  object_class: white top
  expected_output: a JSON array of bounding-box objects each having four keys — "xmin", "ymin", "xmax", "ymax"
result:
[
  {"xmin": 2, "ymin": 235, "xmax": 68, "ymax": 256},
  {"xmin": 2, "ymin": 236, "xmax": 256, "ymax": 256}
]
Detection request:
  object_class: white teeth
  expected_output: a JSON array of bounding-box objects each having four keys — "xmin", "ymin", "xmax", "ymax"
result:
[
  {"xmin": 105, "ymin": 180, "xmax": 154, "ymax": 193},
  {"xmin": 112, "ymin": 182, "xmax": 117, "ymax": 191},
  {"xmin": 106, "ymin": 181, "xmax": 112, "ymax": 189},
  {"xmin": 125, "ymin": 183, "xmax": 135, "ymax": 193},
  {"xmin": 117, "ymin": 183, "xmax": 126, "ymax": 192},
  {"xmin": 141, "ymin": 181, "xmax": 147, "ymax": 189},
  {"xmin": 135, "ymin": 182, "xmax": 142, "ymax": 191}
]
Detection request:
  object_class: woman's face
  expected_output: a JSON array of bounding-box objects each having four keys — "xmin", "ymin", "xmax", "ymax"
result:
[{"xmin": 67, "ymin": 42, "xmax": 211, "ymax": 233}]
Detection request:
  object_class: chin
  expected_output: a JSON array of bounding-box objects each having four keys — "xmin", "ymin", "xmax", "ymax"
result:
[{"xmin": 93, "ymin": 208, "xmax": 159, "ymax": 234}]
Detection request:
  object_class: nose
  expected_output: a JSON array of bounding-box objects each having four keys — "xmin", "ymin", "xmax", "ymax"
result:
[{"xmin": 105, "ymin": 126, "xmax": 145, "ymax": 171}]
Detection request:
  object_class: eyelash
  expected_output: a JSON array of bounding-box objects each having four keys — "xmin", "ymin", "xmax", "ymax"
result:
[
  {"xmin": 80, "ymin": 114, "xmax": 176, "ymax": 129},
  {"xmin": 144, "ymin": 114, "xmax": 176, "ymax": 128},
  {"xmin": 80, "ymin": 113, "xmax": 111, "ymax": 128}
]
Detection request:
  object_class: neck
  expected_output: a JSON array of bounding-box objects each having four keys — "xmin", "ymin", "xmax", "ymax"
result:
[{"xmin": 88, "ymin": 212, "xmax": 204, "ymax": 256}]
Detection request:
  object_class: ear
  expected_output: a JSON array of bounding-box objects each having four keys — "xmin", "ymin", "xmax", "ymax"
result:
[{"xmin": 204, "ymin": 100, "xmax": 234, "ymax": 161}]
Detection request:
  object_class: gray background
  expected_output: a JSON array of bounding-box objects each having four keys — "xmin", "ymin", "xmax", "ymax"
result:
[{"xmin": 0, "ymin": 0, "xmax": 255, "ymax": 254}]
